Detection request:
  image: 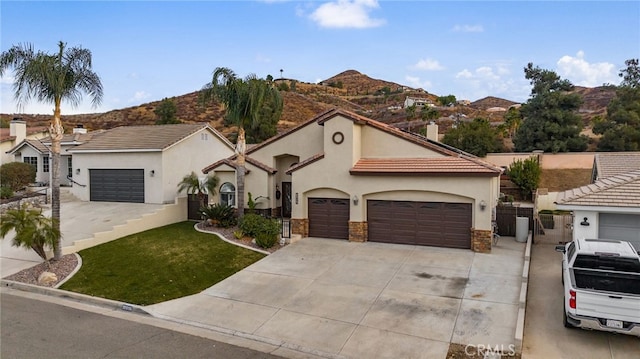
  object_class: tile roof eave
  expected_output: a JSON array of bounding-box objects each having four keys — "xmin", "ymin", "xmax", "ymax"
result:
[
  {"xmin": 286, "ymin": 153, "xmax": 325, "ymax": 175},
  {"xmin": 348, "ymin": 169, "xmax": 499, "ymax": 177}
]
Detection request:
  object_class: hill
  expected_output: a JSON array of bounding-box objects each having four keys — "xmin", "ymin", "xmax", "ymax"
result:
[{"xmin": 1, "ymin": 71, "xmax": 616, "ymax": 144}]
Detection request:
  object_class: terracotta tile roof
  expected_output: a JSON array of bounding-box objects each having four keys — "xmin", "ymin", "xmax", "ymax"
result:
[
  {"xmin": 594, "ymin": 152, "xmax": 640, "ymax": 179},
  {"xmin": 69, "ymin": 124, "xmax": 231, "ymax": 152},
  {"xmin": 556, "ymin": 169, "xmax": 640, "ymax": 208},
  {"xmin": 201, "ymin": 155, "xmax": 275, "ymax": 174},
  {"xmin": 350, "ymin": 158, "xmax": 501, "ymax": 176}
]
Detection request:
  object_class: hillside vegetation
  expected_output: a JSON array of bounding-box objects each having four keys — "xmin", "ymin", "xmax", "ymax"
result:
[{"xmin": 1, "ymin": 69, "xmax": 615, "ymax": 143}]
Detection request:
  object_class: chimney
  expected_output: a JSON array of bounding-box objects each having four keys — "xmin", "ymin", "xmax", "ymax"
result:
[
  {"xmin": 73, "ymin": 124, "xmax": 87, "ymax": 134},
  {"xmin": 10, "ymin": 117, "xmax": 26, "ymax": 143},
  {"xmin": 426, "ymin": 122, "xmax": 438, "ymax": 142}
]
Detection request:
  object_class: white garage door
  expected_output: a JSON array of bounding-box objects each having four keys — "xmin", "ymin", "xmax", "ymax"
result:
[{"xmin": 599, "ymin": 213, "xmax": 640, "ymax": 251}]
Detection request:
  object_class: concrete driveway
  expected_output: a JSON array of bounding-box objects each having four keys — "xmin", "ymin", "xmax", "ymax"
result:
[
  {"xmin": 1, "ymin": 193, "xmax": 163, "ymax": 277},
  {"xmin": 523, "ymin": 238, "xmax": 640, "ymax": 359},
  {"xmin": 147, "ymin": 237, "xmax": 526, "ymax": 359}
]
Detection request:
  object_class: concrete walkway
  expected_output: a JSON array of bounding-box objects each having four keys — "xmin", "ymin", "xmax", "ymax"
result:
[
  {"xmin": 147, "ymin": 237, "xmax": 526, "ymax": 359},
  {"xmin": 1, "ymin": 192, "xmax": 164, "ymax": 277}
]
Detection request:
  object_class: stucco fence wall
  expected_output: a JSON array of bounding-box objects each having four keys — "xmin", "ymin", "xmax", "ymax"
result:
[
  {"xmin": 60, "ymin": 196, "xmax": 188, "ymax": 255},
  {"xmin": 484, "ymin": 152, "xmax": 595, "ymax": 169}
]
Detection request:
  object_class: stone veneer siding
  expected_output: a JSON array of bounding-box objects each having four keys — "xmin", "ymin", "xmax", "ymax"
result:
[
  {"xmin": 349, "ymin": 221, "xmax": 368, "ymax": 242},
  {"xmin": 291, "ymin": 218, "xmax": 308, "ymax": 238},
  {"xmin": 471, "ymin": 229, "xmax": 492, "ymax": 253}
]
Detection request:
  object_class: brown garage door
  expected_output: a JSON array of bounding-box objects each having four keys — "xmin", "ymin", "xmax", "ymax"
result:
[
  {"xmin": 308, "ymin": 198, "xmax": 350, "ymax": 239},
  {"xmin": 368, "ymin": 200, "xmax": 471, "ymax": 248}
]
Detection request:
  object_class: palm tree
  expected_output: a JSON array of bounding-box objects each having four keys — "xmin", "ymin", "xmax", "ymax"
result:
[
  {"xmin": 177, "ymin": 172, "xmax": 220, "ymax": 209},
  {"xmin": 200, "ymin": 67, "xmax": 283, "ymax": 218},
  {"xmin": 1, "ymin": 41, "xmax": 103, "ymax": 261},
  {"xmin": 0, "ymin": 206, "xmax": 61, "ymax": 261}
]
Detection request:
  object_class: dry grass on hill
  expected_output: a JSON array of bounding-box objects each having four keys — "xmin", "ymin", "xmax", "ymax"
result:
[{"xmin": 539, "ymin": 169, "xmax": 593, "ymax": 192}]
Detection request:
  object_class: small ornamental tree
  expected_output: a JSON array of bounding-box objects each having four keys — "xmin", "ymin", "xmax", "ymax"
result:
[
  {"xmin": 507, "ymin": 157, "xmax": 541, "ymax": 201},
  {"xmin": 154, "ymin": 97, "xmax": 180, "ymax": 124},
  {"xmin": 0, "ymin": 162, "xmax": 36, "ymax": 191},
  {"xmin": 1, "ymin": 206, "xmax": 61, "ymax": 260}
]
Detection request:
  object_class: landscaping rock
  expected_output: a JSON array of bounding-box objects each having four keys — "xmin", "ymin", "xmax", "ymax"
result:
[{"xmin": 37, "ymin": 271, "xmax": 58, "ymax": 285}]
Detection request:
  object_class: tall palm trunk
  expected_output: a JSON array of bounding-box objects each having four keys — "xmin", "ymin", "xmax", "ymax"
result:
[
  {"xmin": 236, "ymin": 127, "xmax": 246, "ymax": 219},
  {"xmin": 50, "ymin": 105, "xmax": 64, "ymax": 260}
]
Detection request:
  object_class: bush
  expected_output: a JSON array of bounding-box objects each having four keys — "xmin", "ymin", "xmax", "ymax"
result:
[
  {"xmin": 239, "ymin": 214, "xmax": 281, "ymax": 249},
  {"xmin": 1, "ymin": 186, "xmax": 14, "ymax": 199},
  {"xmin": 254, "ymin": 219, "xmax": 280, "ymax": 249},
  {"xmin": 0, "ymin": 162, "xmax": 36, "ymax": 191},
  {"xmin": 238, "ymin": 213, "xmax": 264, "ymax": 238},
  {"xmin": 200, "ymin": 203, "xmax": 237, "ymax": 228}
]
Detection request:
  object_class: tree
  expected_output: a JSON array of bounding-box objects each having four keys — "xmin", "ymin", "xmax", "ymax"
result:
[
  {"xmin": 405, "ymin": 104, "xmax": 417, "ymax": 120},
  {"xmin": 514, "ymin": 63, "xmax": 587, "ymax": 153},
  {"xmin": 507, "ymin": 157, "xmax": 541, "ymax": 201},
  {"xmin": 1, "ymin": 206, "xmax": 61, "ymax": 261},
  {"xmin": 154, "ymin": 97, "xmax": 180, "ymax": 124},
  {"xmin": 594, "ymin": 59, "xmax": 640, "ymax": 151},
  {"xmin": 503, "ymin": 107, "xmax": 522, "ymax": 138},
  {"xmin": 442, "ymin": 118, "xmax": 503, "ymax": 157},
  {"xmin": 437, "ymin": 95, "xmax": 456, "ymax": 107},
  {"xmin": 0, "ymin": 162, "xmax": 36, "ymax": 191},
  {"xmin": 420, "ymin": 106, "xmax": 439, "ymax": 121},
  {"xmin": 177, "ymin": 171, "xmax": 219, "ymax": 209},
  {"xmin": 1, "ymin": 41, "xmax": 103, "ymax": 261},
  {"xmin": 200, "ymin": 67, "xmax": 283, "ymax": 219}
]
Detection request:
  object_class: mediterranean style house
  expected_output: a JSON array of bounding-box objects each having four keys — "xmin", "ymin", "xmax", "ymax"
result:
[{"xmin": 203, "ymin": 108, "xmax": 502, "ymax": 252}]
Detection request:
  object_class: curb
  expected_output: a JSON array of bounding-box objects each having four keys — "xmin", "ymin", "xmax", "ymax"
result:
[
  {"xmin": 54, "ymin": 252, "xmax": 83, "ymax": 289},
  {"xmin": 1, "ymin": 280, "xmax": 150, "ymax": 316},
  {"xmin": 193, "ymin": 223, "xmax": 272, "ymax": 256},
  {"xmin": 515, "ymin": 231, "xmax": 533, "ymax": 353}
]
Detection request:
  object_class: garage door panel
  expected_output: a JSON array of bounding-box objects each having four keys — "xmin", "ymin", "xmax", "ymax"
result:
[
  {"xmin": 90, "ymin": 169, "xmax": 144, "ymax": 203},
  {"xmin": 308, "ymin": 197, "xmax": 350, "ymax": 239},
  {"xmin": 368, "ymin": 200, "xmax": 471, "ymax": 248},
  {"xmin": 599, "ymin": 213, "xmax": 640, "ymax": 250}
]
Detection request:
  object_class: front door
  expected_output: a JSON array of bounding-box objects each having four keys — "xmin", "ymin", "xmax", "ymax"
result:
[{"xmin": 282, "ymin": 182, "xmax": 292, "ymax": 218}]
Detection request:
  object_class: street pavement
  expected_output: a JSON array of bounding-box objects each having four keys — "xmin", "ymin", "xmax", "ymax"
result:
[{"xmin": 1, "ymin": 288, "xmax": 285, "ymax": 359}]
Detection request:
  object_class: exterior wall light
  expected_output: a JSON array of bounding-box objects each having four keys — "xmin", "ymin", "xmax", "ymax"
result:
[
  {"xmin": 479, "ymin": 200, "xmax": 487, "ymax": 211},
  {"xmin": 580, "ymin": 217, "xmax": 590, "ymax": 226},
  {"xmin": 75, "ymin": 168, "xmax": 80, "ymax": 175},
  {"xmin": 150, "ymin": 170, "xmax": 155, "ymax": 177},
  {"xmin": 353, "ymin": 195, "xmax": 359, "ymax": 206}
]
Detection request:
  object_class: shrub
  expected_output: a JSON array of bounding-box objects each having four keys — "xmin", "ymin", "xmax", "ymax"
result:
[
  {"xmin": 0, "ymin": 162, "xmax": 36, "ymax": 191},
  {"xmin": 0, "ymin": 186, "xmax": 14, "ymax": 199},
  {"xmin": 507, "ymin": 157, "xmax": 541, "ymax": 201},
  {"xmin": 254, "ymin": 219, "xmax": 280, "ymax": 249},
  {"xmin": 239, "ymin": 214, "xmax": 281, "ymax": 248},
  {"xmin": 238, "ymin": 213, "xmax": 264, "ymax": 238},
  {"xmin": 200, "ymin": 203, "xmax": 236, "ymax": 228}
]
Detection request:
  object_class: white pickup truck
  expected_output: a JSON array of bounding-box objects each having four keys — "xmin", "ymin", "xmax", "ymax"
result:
[{"xmin": 555, "ymin": 238, "xmax": 640, "ymax": 337}]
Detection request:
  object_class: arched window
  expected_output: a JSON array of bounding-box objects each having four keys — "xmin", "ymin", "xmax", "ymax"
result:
[{"xmin": 220, "ymin": 182, "xmax": 236, "ymax": 206}]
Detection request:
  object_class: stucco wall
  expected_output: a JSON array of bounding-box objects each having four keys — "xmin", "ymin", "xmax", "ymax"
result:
[
  {"xmin": 484, "ymin": 152, "xmax": 595, "ymax": 169},
  {"xmin": 249, "ymin": 122, "xmax": 324, "ymax": 168},
  {"xmin": 11, "ymin": 146, "xmax": 49, "ymax": 184},
  {"xmin": 70, "ymin": 152, "xmax": 163, "ymax": 202},
  {"xmin": 361, "ymin": 125, "xmax": 444, "ymax": 158}
]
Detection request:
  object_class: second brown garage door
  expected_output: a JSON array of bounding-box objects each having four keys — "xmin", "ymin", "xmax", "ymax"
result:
[
  {"xmin": 308, "ymin": 198, "xmax": 350, "ymax": 239},
  {"xmin": 368, "ymin": 200, "xmax": 471, "ymax": 248}
]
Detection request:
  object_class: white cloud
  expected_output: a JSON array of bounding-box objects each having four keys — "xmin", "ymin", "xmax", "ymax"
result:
[
  {"xmin": 454, "ymin": 64, "xmax": 528, "ymax": 102},
  {"xmin": 255, "ymin": 53, "xmax": 271, "ymax": 63},
  {"xmin": 410, "ymin": 58, "xmax": 444, "ymax": 71},
  {"xmin": 556, "ymin": 51, "xmax": 617, "ymax": 87},
  {"xmin": 309, "ymin": 0, "xmax": 386, "ymax": 29},
  {"xmin": 405, "ymin": 75, "xmax": 432, "ymax": 90},
  {"xmin": 129, "ymin": 91, "xmax": 151, "ymax": 103},
  {"xmin": 452, "ymin": 24, "xmax": 484, "ymax": 33}
]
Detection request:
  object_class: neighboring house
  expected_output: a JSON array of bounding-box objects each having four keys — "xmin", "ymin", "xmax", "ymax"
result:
[
  {"xmin": 403, "ymin": 96, "xmax": 434, "ymax": 108},
  {"xmin": 1, "ymin": 118, "xmax": 48, "ymax": 165},
  {"xmin": 556, "ymin": 153, "xmax": 640, "ymax": 250},
  {"xmin": 68, "ymin": 123, "xmax": 234, "ymax": 204},
  {"xmin": 203, "ymin": 108, "xmax": 502, "ymax": 252},
  {"xmin": 6, "ymin": 125, "xmax": 99, "ymax": 186}
]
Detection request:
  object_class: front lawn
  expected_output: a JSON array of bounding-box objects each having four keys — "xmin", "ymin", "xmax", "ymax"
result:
[{"xmin": 60, "ymin": 221, "xmax": 265, "ymax": 305}]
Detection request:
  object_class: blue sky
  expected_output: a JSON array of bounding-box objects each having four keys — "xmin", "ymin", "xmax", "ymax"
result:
[{"xmin": 1, "ymin": 0, "xmax": 639, "ymax": 115}]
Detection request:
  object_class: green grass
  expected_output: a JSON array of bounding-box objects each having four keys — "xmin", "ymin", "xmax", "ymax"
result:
[{"xmin": 60, "ymin": 221, "xmax": 265, "ymax": 305}]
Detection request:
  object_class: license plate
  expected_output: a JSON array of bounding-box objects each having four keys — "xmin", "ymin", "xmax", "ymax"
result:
[{"xmin": 606, "ymin": 319, "xmax": 623, "ymax": 329}]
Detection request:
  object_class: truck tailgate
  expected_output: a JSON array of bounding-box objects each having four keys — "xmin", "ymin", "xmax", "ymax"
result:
[{"xmin": 576, "ymin": 291, "xmax": 640, "ymax": 323}]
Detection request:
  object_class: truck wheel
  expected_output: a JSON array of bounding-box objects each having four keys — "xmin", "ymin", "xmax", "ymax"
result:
[{"xmin": 562, "ymin": 305, "xmax": 575, "ymax": 329}]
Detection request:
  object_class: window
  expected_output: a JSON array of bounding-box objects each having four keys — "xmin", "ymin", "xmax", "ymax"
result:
[
  {"xmin": 43, "ymin": 158, "xmax": 50, "ymax": 173},
  {"xmin": 67, "ymin": 157, "xmax": 73, "ymax": 178},
  {"xmin": 23, "ymin": 157, "xmax": 37, "ymax": 170},
  {"xmin": 220, "ymin": 182, "xmax": 236, "ymax": 206}
]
